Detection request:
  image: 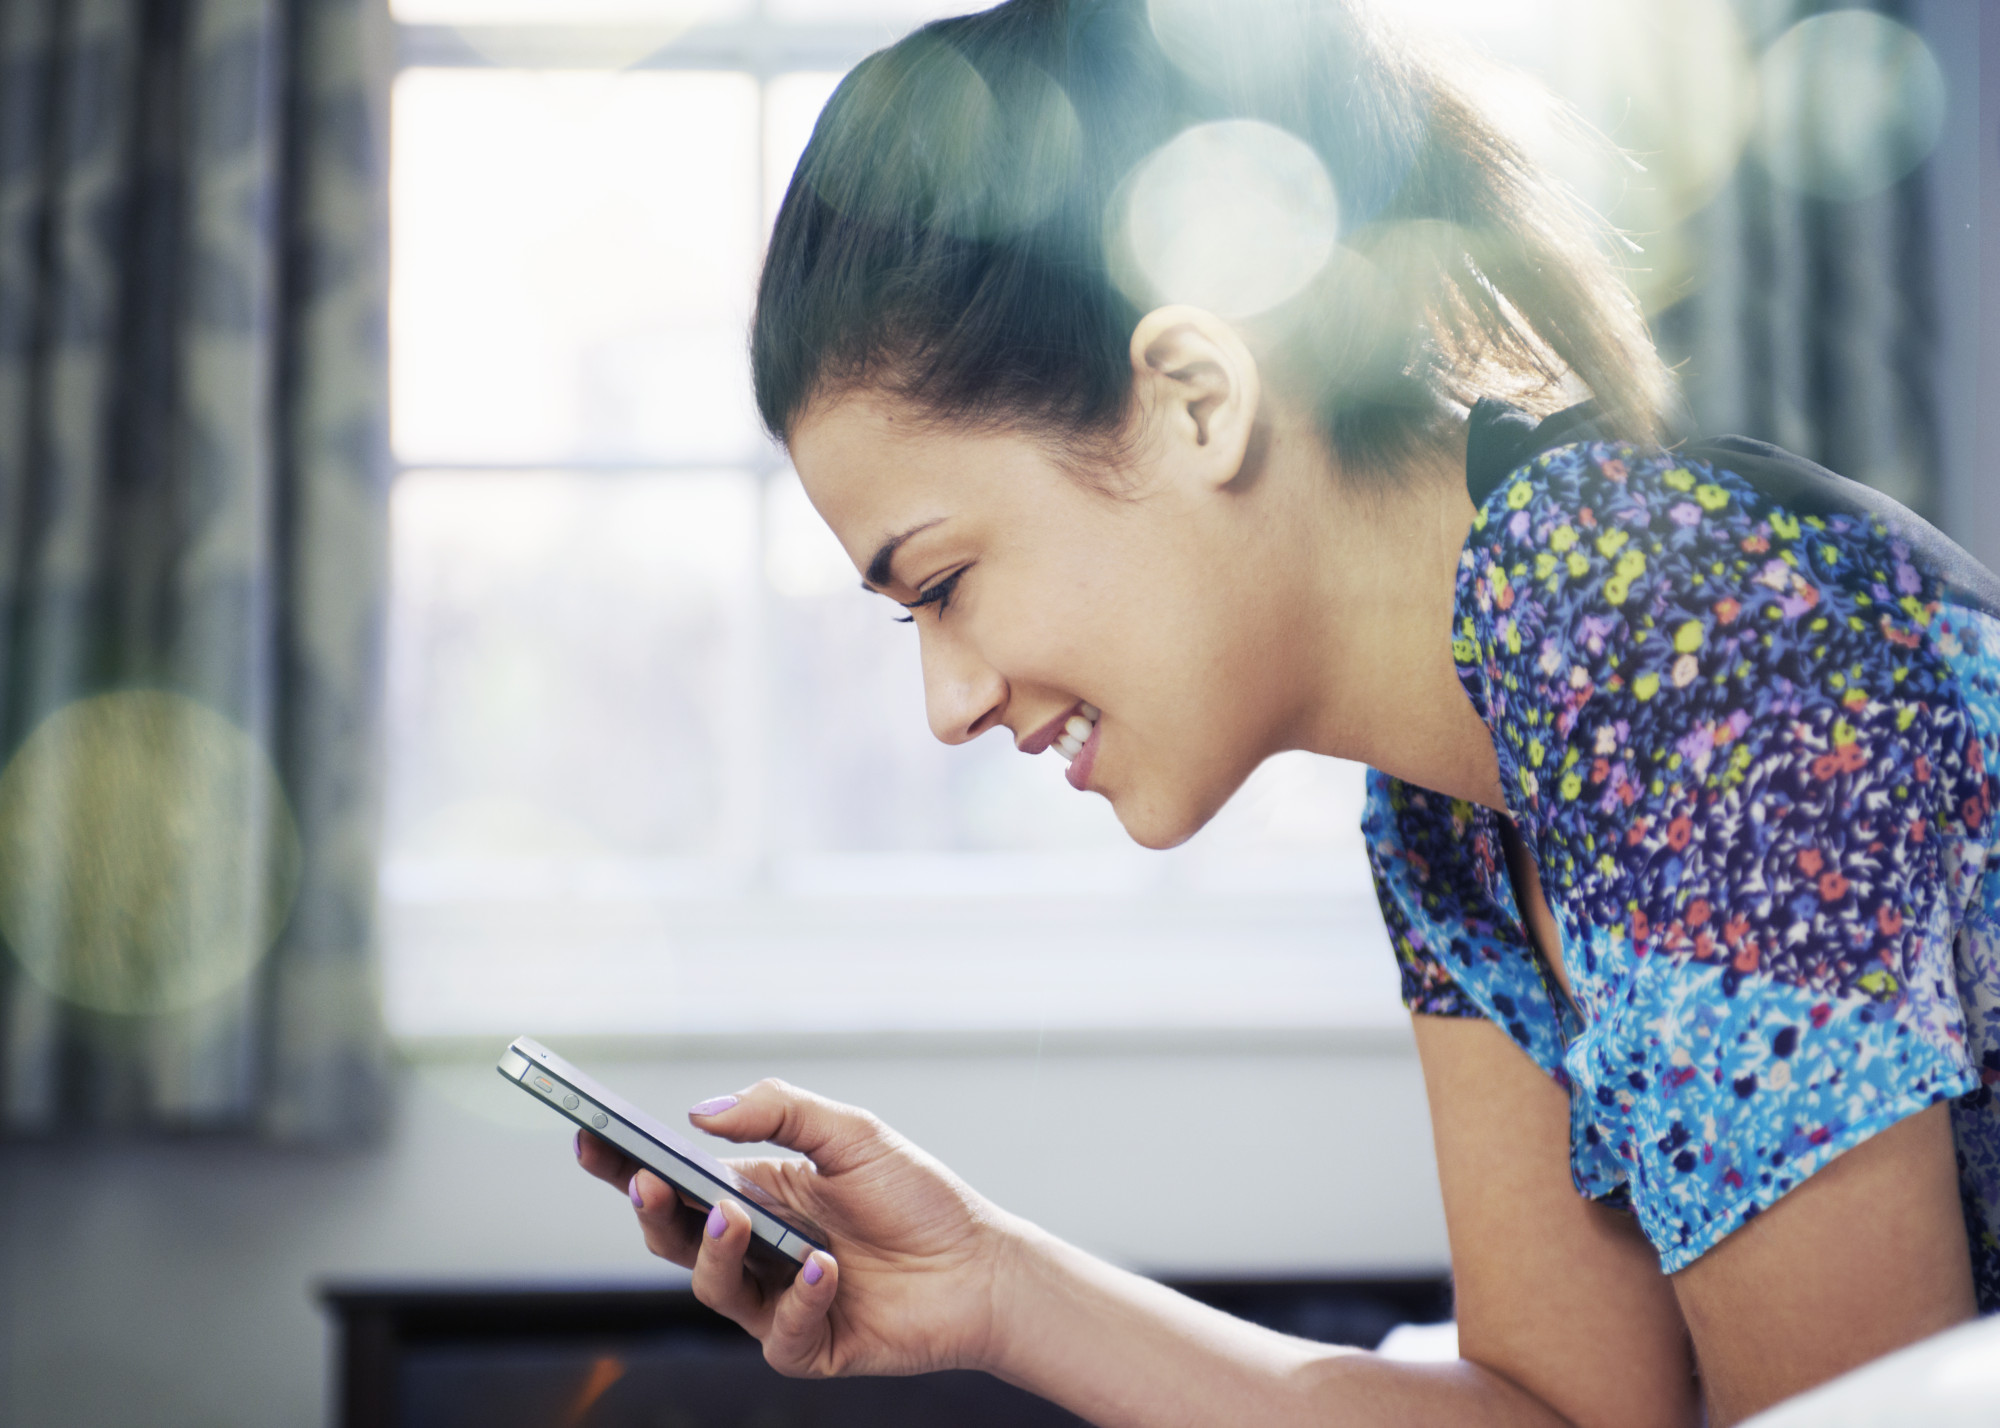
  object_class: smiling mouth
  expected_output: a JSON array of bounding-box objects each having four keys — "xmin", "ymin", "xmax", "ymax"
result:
[
  {"xmin": 1051, "ymin": 703, "xmax": 1099, "ymax": 763},
  {"xmin": 1018, "ymin": 702, "xmax": 1103, "ymax": 791}
]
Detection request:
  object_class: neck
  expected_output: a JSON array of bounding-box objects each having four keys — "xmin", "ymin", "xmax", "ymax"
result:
[{"xmin": 1290, "ymin": 424, "xmax": 1508, "ymax": 810}]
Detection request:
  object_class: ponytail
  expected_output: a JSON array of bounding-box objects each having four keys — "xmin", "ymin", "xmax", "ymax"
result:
[{"xmin": 752, "ymin": 0, "xmax": 1671, "ymax": 476}]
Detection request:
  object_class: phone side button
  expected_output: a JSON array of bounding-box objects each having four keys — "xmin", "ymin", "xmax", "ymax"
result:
[{"xmin": 591, "ymin": 1112, "xmax": 609, "ymax": 1129}]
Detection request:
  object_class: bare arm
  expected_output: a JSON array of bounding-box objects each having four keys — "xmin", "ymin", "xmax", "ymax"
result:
[
  {"xmin": 1414, "ymin": 1010, "xmax": 1977, "ymax": 1428},
  {"xmin": 981, "ymin": 1225, "xmax": 1571, "ymax": 1428},
  {"xmin": 1670, "ymin": 1100, "xmax": 1974, "ymax": 1425},
  {"xmin": 583, "ymin": 1078, "xmax": 1574, "ymax": 1428},
  {"xmin": 1414, "ymin": 1014, "xmax": 1699, "ymax": 1428},
  {"xmin": 581, "ymin": 1047, "xmax": 1966, "ymax": 1427}
]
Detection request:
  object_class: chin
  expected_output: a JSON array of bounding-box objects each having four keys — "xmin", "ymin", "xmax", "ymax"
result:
[
  {"xmin": 1107, "ymin": 747, "xmax": 1268, "ymax": 851},
  {"xmin": 1108, "ymin": 784, "xmax": 1224, "ymax": 852}
]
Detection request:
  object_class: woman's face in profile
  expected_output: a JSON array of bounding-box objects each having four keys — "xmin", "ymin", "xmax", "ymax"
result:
[{"xmin": 789, "ymin": 385, "xmax": 1314, "ymax": 851}]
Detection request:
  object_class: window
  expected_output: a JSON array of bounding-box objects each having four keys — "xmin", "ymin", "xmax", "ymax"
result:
[
  {"xmin": 382, "ymin": 0, "xmax": 1961, "ymax": 1040},
  {"xmin": 387, "ymin": 2, "xmax": 1605, "ymax": 1042}
]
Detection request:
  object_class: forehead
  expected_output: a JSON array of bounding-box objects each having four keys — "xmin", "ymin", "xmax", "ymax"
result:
[{"xmin": 788, "ymin": 391, "xmax": 1066, "ymax": 572}]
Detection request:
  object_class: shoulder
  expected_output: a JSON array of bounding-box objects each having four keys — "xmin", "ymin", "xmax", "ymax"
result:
[
  {"xmin": 1455, "ymin": 436, "xmax": 1974, "ymax": 774},
  {"xmin": 1465, "ymin": 437, "xmax": 1987, "ymax": 633}
]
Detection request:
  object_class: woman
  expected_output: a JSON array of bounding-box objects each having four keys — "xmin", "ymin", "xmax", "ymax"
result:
[{"xmin": 577, "ymin": 2, "xmax": 1998, "ymax": 1422}]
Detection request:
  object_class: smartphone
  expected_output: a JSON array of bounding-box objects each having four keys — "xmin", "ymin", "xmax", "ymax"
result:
[{"xmin": 499, "ymin": 1035, "xmax": 828, "ymax": 1267}]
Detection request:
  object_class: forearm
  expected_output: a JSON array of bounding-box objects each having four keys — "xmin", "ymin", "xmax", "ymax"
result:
[{"xmin": 982, "ymin": 1220, "xmax": 1570, "ymax": 1428}]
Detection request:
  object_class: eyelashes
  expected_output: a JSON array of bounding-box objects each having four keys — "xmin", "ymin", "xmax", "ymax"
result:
[{"xmin": 893, "ymin": 566, "xmax": 968, "ymax": 623}]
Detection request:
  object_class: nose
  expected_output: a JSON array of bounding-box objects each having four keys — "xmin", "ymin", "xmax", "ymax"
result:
[{"xmin": 918, "ymin": 626, "xmax": 1007, "ymax": 745}]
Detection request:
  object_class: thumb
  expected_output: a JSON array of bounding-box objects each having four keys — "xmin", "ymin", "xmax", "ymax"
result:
[{"xmin": 688, "ymin": 1078, "xmax": 897, "ymax": 1175}]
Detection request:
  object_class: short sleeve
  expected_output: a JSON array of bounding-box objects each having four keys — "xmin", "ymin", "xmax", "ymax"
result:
[{"xmin": 1361, "ymin": 769, "xmax": 1572, "ymax": 1076}]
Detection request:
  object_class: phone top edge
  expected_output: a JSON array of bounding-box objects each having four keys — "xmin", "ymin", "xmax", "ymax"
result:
[{"xmin": 498, "ymin": 1035, "xmax": 827, "ymax": 1260}]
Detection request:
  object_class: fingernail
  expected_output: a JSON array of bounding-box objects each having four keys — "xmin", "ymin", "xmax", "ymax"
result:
[
  {"xmin": 705, "ymin": 1205, "xmax": 728, "ymax": 1239},
  {"xmin": 690, "ymin": 1095, "xmax": 739, "ymax": 1117},
  {"xmin": 628, "ymin": 1173, "xmax": 644, "ymax": 1209},
  {"xmin": 573, "ymin": 1129, "xmax": 582, "ymax": 1159},
  {"xmin": 803, "ymin": 1256, "xmax": 825, "ymax": 1286}
]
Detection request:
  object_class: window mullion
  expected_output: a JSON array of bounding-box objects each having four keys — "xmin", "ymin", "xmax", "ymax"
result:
[{"xmin": 394, "ymin": 21, "xmax": 883, "ymax": 79}]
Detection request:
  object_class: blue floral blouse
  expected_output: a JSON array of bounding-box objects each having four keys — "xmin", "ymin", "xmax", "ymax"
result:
[{"xmin": 1365, "ymin": 400, "xmax": 2000, "ymax": 1309}]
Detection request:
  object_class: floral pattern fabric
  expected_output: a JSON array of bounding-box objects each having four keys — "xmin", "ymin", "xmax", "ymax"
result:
[{"xmin": 1365, "ymin": 413, "xmax": 2000, "ymax": 1308}]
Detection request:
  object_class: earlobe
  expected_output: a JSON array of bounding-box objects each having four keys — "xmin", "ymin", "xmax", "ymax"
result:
[{"xmin": 1128, "ymin": 305, "xmax": 1260, "ymax": 489}]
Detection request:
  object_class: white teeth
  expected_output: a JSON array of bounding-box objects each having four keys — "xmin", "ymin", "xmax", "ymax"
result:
[
  {"xmin": 1080, "ymin": 703, "xmax": 1100, "ymax": 720},
  {"xmin": 1039, "ymin": 703, "xmax": 1098, "ymax": 766}
]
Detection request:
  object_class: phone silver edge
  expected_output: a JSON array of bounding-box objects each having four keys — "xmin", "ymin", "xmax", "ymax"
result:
[{"xmin": 497, "ymin": 1035, "xmax": 824, "ymax": 1264}]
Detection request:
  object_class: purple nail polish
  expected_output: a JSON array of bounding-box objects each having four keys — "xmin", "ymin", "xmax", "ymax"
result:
[
  {"xmin": 802, "ymin": 1257, "xmax": 824, "ymax": 1286},
  {"xmin": 690, "ymin": 1095, "xmax": 739, "ymax": 1117},
  {"xmin": 628, "ymin": 1174, "xmax": 644, "ymax": 1209},
  {"xmin": 573, "ymin": 1129, "xmax": 582, "ymax": 1159},
  {"xmin": 705, "ymin": 1205, "xmax": 728, "ymax": 1239}
]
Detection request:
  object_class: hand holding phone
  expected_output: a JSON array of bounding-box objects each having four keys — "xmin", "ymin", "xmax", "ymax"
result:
[{"xmin": 550, "ymin": 1051, "xmax": 1027, "ymax": 1381}]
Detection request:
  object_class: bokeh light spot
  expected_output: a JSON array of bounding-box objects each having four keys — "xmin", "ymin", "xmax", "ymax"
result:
[
  {"xmin": 1115, "ymin": 120, "xmax": 1338, "ymax": 319},
  {"xmin": 1755, "ymin": 10, "xmax": 1946, "ymax": 202},
  {"xmin": 807, "ymin": 35, "xmax": 1082, "ymax": 241},
  {"xmin": 0, "ymin": 691, "xmax": 301, "ymax": 1016}
]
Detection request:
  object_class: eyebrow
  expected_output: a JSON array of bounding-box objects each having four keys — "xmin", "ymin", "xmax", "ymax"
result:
[{"xmin": 862, "ymin": 518, "xmax": 945, "ymax": 591}]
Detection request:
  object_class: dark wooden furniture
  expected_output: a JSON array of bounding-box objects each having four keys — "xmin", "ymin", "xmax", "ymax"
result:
[{"xmin": 322, "ymin": 1276, "xmax": 1450, "ymax": 1427}]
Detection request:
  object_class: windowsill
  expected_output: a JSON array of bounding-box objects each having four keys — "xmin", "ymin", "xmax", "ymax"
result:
[
  {"xmin": 392, "ymin": 1022, "xmax": 1421, "ymax": 1064},
  {"xmin": 382, "ymin": 851, "xmax": 1405, "ymax": 1047}
]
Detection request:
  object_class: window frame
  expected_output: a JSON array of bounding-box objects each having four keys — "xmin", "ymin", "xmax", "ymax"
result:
[{"xmin": 381, "ymin": 5, "xmax": 1404, "ymax": 1051}]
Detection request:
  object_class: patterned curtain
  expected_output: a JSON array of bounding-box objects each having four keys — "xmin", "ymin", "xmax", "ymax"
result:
[
  {"xmin": 0, "ymin": 0, "xmax": 388, "ymax": 1139},
  {"xmin": 1654, "ymin": 0, "xmax": 1939, "ymax": 518}
]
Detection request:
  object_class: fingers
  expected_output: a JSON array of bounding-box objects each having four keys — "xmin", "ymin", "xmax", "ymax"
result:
[
  {"xmin": 689, "ymin": 1198, "xmax": 768, "ymax": 1326},
  {"xmin": 628, "ymin": 1168, "xmax": 706, "ymax": 1268},
  {"xmin": 690, "ymin": 1078, "xmax": 895, "ymax": 1176},
  {"xmin": 687, "ymin": 1197, "xmax": 841, "ymax": 1375},
  {"xmin": 762, "ymin": 1251, "xmax": 839, "ymax": 1377},
  {"xmin": 576, "ymin": 1128, "xmax": 639, "ymax": 1189}
]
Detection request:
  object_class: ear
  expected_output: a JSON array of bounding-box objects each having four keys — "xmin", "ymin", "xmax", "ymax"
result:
[{"xmin": 1128, "ymin": 305, "xmax": 1261, "ymax": 492}]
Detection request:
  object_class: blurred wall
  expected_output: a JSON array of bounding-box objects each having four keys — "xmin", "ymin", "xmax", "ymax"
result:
[
  {"xmin": 2, "ymin": 5, "xmax": 1996, "ymax": 1428},
  {"xmin": 0, "ymin": 1037, "xmax": 1444, "ymax": 1428},
  {"xmin": 1923, "ymin": 0, "xmax": 1998, "ymax": 569}
]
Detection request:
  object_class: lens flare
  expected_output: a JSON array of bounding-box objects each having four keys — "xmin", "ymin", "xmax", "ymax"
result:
[
  {"xmin": 806, "ymin": 35, "xmax": 1082, "ymax": 241},
  {"xmin": 0, "ymin": 691, "xmax": 301, "ymax": 1016},
  {"xmin": 1146, "ymin": 0, "xmax": 1314, "ymax": 99},
  {"xmin": 1113, "ymin": 120, "xmax": 1338, "ymax": 319},
  {"xmin": 1754, "ymin": 11, "xmax": 1946, "ymax": 202},
  {"xmin": 1454, "ymin": 0, "xmax": 1755, "ymax": 314}
]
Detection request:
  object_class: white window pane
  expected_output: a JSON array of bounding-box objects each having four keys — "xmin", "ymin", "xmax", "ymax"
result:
[
  {"xmin": 392, "ymin": 70, "xmax": 762, "ymax": 466},
  {"xmin": 384, "ymin": 470, "xmax": 759, "ymax": 860},
  {"xmin": 764, "ymin": 71, "xmax": 844, "ymax": 232},
  {"xmin": 767, "ymin": 0, "xmax": 969, "ymax": 23},
  {"xmin": 393, "ymin": 0, "xmax": 751, "ymax": 23}
]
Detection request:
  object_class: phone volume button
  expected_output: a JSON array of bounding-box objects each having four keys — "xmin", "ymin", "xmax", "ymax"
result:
[
  {"xmin": 562, "ymin": 1094, "xmax": 580, "ymax": 1110},
  {"xmin": 591, "ymin": 1112, "xmax": 608, "ymax": 1129}
]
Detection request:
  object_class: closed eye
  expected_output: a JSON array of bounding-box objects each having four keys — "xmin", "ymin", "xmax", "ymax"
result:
[{"xmin": 893, "ymin": 566, "xmax": 969, "ymax": 623}]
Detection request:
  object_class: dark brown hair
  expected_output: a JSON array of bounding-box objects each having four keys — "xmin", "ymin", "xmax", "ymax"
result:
[{"xmin": 752, "ymin": 0, "xmax": 1671, "ymax": 477}]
